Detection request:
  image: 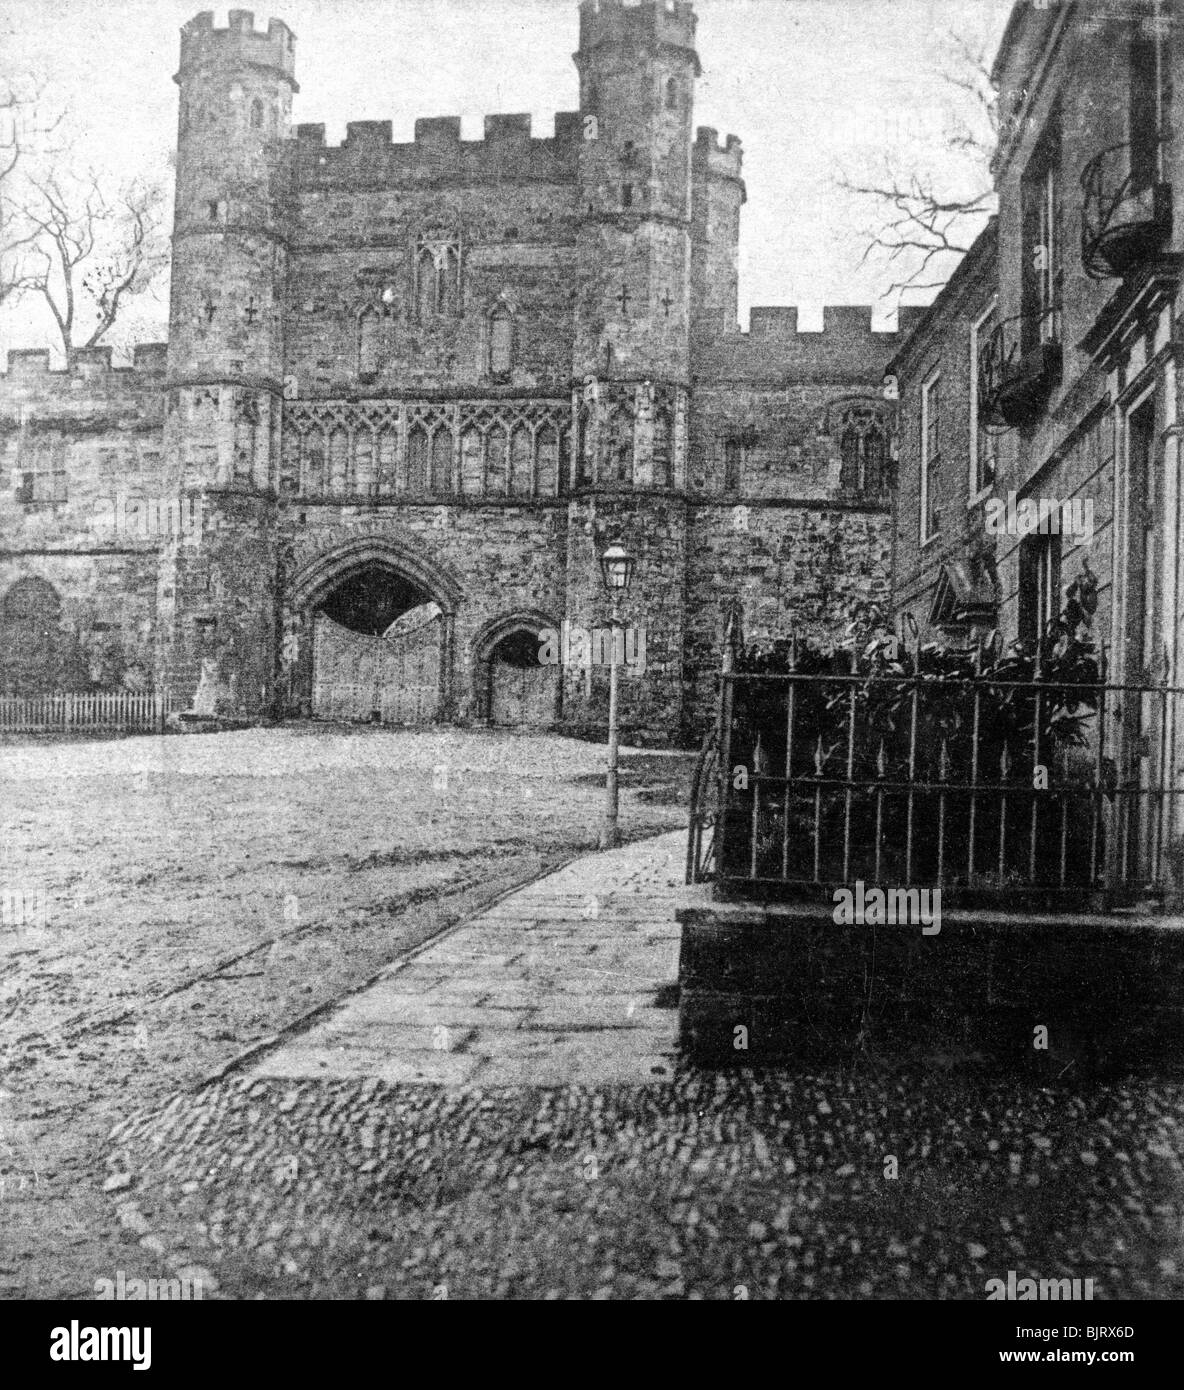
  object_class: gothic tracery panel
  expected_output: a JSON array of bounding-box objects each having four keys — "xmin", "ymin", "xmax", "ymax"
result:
[{"xmin": 283, "ymin": 399, "xmax": 569, "ymax": 501}]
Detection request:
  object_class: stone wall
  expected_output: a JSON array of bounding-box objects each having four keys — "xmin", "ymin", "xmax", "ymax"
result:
[
  {"xmin": 678, "ymin": 902, "xmax": 1184, "ymax": 1070},
  {"xmin": 285, "ymin": 143, "xmax": 581, "ymax": 395},
  {"xmin": 561, "ymin": 493, "xmax": 689, "ymax": 742},
  {"xmin": 683, "ymin": 504, "xmax": 892, "ymax": 731},
  {"xmin": 690, "ymin": 380, "xmax": 883, "ymax": 499},
  {"xmin": 0, "ymin": 347, "xmax": 169, "ymax": 695}
]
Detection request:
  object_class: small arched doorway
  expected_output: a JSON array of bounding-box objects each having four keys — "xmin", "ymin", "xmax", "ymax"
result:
[
  {"xmin": 479, "ymin": 616, "xmax": 560, "ymax": 728},
  {"xmin": 0, "ymin": 576, "xmax": 69, "ymax": 695}
]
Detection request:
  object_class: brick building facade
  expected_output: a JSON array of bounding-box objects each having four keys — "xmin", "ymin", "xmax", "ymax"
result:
[
  {"xmin": 891, "ymin": 0, "xmax": 1181, "ymax": 665},
  {"xmin": 889, "ymin": 0, "xmax": 1183, "ymax": 892},
  {"xmin": 1, "ymin": 1, "xmax": 913, "ymax": 743}
]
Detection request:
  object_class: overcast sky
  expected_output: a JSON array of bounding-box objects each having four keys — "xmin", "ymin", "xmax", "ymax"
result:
[{"xmin": 0, "ymin": 0, "xmax": 1012, "ymax": 357}]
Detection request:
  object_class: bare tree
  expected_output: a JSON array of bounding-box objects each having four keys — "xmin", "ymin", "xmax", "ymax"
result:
[
  {"xmin": 840, "ymin": 31, "xmax": 999, "ymax": 304},
  {"xmin": 20, "ymin": 169, "xmax": 168, "ymax": 364},
  {"xmin": 0, "ymin": 74, "xmax": 61, "ymax": 309}
]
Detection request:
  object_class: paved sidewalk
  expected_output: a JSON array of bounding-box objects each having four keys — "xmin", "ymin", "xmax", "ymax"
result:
[{"xmin": 249, "ymin": 829, "xmax": 703, "ymax": 1087}]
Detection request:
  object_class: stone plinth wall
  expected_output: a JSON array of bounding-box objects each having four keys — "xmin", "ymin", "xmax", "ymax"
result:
[{"xmin": 677, "ymin": 903, "xmax": 1184, "ymax": 1071}]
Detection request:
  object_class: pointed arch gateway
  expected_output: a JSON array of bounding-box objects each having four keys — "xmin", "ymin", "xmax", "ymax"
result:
[
  {"xmin": 286, "ymin": 537, "xmax": 462, "ymax": 725},
  {"xmin": 472, "ymin": 609, "xmax": 562, "ymax": 728}
]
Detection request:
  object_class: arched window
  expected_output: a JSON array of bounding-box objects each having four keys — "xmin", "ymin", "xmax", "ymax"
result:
[
  {"xmin": 509, "ymin": 424, "xmax": 532, "ymax": 496},
  {"xmin": 835, "ymin": 405, "xmax": 889, "ymax": 496},
  {"xmin": 415, "ymin": 237, "xmax": 461, "ymax": 320},
  {"xmin": 666, "ymin": 77, "xmax": 679, "ymax": 110},
  {"xmin": 407, "ymin": 424, "xmax": 429, "ymax": 494},
  {"xmin": 376, "ymin": 429, "xmax": 397, "ymax": 496},
  {"xmin": 489, "ymin": 308, "xmax": 513, "ymax": 379},
  {"xmin": 576, "ymin": 405, "xmax": 593, "ymax": 485},
  {"xmin": 327, "ymin": 428, "xmax": 349, "ymax": 494},
  {"xmin": 358, "ymin": 308, "xmax": 381, "ymax": 380},
  {"xmin": 430, "ymin": 428, "xmax": 453, "ymax": 495},
  {"xmin": 235, "ymin": 394, "xmax": 260, "ymax": 481},
  {"xmin": 537, "ymin": 424, "xmax": 559, "ymax": 495},
  {"xmin": 608, "ymin": 405, "xmax": 634, "ymax": 485},
  {"xmin": 652, "ymin": 404, "xmax": 673, "ymax": 487},
  {"xmin": 485, "ymin": 423, "xmax": 507, "ymax": 493},
  {"xmin": 439, "ymin": 245, "xmax": 459, "ymax": 316},
  {"xmin": 416, "ymin": 247, "xmax": 437, "ymax": 321},
  {"xmin": 304, "ymin": 433, "xmax": 326, "ymax": 497},
  {"xmin": 460, "ymin": 428, "xmax": 484, "ymax": 495},
  {"xmin": 840, "ymin": 425, "xmax": 862, "ymax": 492},
  {"xmin": 863, "ymin": 420, "xmax": 887, "ymax": 495},
  {"xmin": 250, "ymin": 98, "xmax": 264, "ymax": 129},
  {"xmin": 353, "ymin": 430, "xmax": 375, "ymax": 497}
]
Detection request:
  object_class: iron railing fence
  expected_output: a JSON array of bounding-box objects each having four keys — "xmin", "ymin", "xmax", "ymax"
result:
[{"xmin": 689, "ymin": 662, "xmax": 1184, "ymax": 910}]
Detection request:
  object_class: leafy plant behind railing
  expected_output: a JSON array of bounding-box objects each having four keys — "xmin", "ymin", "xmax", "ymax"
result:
[{"xmin": 722, "ymin": 599, "xmax": 1105, "ymax": 892}]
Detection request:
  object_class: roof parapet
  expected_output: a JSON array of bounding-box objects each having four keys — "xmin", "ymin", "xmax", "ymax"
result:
[
  {"xmin": 414, "ymin": 116, "xmax": 461, "ymax": 147},
  {"xmin": 1, "ymin": 343, "xmax": 169, "ymax": 379},
  {"xmin": 579, "ymin": 0, "xmax": 699, "ymax": 70},
  {"xmin": 177, "ymin": 10, "xmax": 297, "ymax": 88},
  {"xmin": 693, "ymin": 126, "xmax": 744, "ymax": 180},
  {"xmin": 484, "ymin": 113, "xmax": 532, "ymax": 142}
]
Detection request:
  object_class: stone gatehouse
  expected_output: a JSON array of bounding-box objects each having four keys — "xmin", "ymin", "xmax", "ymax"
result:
[{"xmin": 0, "ymin": 2, "xmax": 918, "ymax": 744}]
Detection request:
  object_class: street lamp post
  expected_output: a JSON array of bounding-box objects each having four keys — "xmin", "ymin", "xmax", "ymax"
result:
[{"xmin": 598, "ymin": 543, "xmax": 635, "ymax": 851}]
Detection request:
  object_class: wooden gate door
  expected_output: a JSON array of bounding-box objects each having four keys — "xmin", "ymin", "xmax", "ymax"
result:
[
  {"xmin": 489, "ymin": 658, "xmax": 558, "ymax": 727},
  {"xmin": 312, "ymin": 610, "xmax": 442, "ymax": 724}
]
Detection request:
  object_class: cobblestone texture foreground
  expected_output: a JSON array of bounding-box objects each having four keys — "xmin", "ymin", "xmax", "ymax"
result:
[
  {"xmin": 96, "ymin": 833, "xmax": 1184, "ymax": 1301},
  {"xmin": 106, "ymin": 1068, "xmax": 1184, "ymax": 1300}
]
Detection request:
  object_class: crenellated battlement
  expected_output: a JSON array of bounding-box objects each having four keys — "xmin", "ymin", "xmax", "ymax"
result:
[
  {"xmin": 177, "ymin": 10, "xmax": 296, "ymax": 87},
  {"xmin": 0, "ymin": 344, "xmax": 169, "ymax": 384},
  {"xmin": 578, "ymin": 0, "xmax": 700, "ymax": 71},
  {"xmin": 294, "ymin": 112, "xmax": 584, "ymax": 187},
  {"xmin": 693, "ymin": 127, "xmax": 744, "ymax": 182},
  {"xmin": 0, "ymin": 343, "xmax": 168, "ymax": 441},
  {"xmin": 694, "ymin": 306, "xmax": 927, "ymax": 382}
]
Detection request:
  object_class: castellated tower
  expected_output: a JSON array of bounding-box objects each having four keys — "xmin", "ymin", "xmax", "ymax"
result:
[
  {"xmin": 160, "ymin": 10, "xmax": 296, "ymax": 716},
  {"xmin": 574, "ymin": 0, "xmax": 698, "ymax": 414},
  {"xmin": 691, "ymin": 127, "xmax": 745, "ymax": 333},
  {"xmin": 565, "ymin": 0, "xmax": 699, "ymax": 737}
]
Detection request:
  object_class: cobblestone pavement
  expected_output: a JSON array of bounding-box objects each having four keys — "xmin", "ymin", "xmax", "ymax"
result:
[
  {"xmin": 0, "ymin": 727, "xmax": 693, "ymax": 1298},
  {"xmin": 99, "ymin": 840, "xmax": 1184, "ymax": 1303},
  {"xmin": 246, "ymin": 830, "xmax": 695, "ymax": 1087},
  {"xmin": 104, "ymin": 1067, "xmax": 1184, "ymax": 1300}
]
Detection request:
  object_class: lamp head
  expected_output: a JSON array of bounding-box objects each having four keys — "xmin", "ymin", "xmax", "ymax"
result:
[{"xmin": 599, "ymin": 543, "xmax": 634, "ymax": 593}]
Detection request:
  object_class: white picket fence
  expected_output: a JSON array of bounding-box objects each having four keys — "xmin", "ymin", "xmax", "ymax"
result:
[{"xmin": 0, "ymin": 689, "xmax": 177, "ymax": 734}]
